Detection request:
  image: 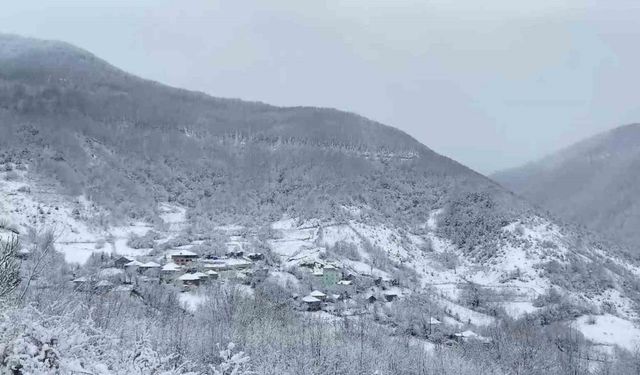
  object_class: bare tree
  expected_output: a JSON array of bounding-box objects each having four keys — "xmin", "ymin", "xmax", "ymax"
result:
[
  {"xmin": 18, "ymin": 227, "xmax": 56, "ymax": 301},
  {"xmin": 0, "ymin": 235, "xmax": 20, "ymax": 303}
]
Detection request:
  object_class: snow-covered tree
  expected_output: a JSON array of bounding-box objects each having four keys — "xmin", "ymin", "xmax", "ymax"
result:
[{"xmin": 0, "ymin": 235, "xmax": 20, "ymax": 303}]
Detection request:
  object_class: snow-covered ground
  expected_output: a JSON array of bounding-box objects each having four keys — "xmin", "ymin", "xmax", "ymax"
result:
[
  {"xmin": 0, "ymin": 171, "xmax": 157, "ymax": 264},
  {"xmin": 179, "ymin": 292, "xmax": 207, "ymax": 312},
  {"xmin": 5, "ymin": 171, "xmax": 640, "ymax": 353},
  {"xmin": 575, "ymin": 314, "xmax": 640, "ymax": 352}
]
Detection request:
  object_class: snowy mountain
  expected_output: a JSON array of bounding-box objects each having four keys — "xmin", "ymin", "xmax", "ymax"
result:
[
  {"xmin": 493, "ymin": 124, "xmax": 640, "ymax": 250},
  {"xmin": 2, "ymin": 34, "xmax": 640, "ymax": 373}
]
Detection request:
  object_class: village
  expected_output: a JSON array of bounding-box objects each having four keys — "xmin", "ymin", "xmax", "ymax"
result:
[{"xmin": 67, "ymin": 238, "xmax": 488, "ymax": 346}]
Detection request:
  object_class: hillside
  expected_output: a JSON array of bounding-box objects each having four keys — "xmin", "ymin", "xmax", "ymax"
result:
[
  {"xmin": 2, "ymin": 34, "xmax": 640, "ymax": 373},
  {"xmin": 493, "ymin": 124, "xmax": 640, "ymax": 250},
  {"xmin": 0, "ymin": 33, "xmax": 525, "ymax": 252}
]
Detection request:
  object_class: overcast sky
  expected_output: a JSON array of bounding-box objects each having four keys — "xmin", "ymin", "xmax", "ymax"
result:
[{"xmin": 2, "ymin": 0, "xmax": 639, "ymax": 173}]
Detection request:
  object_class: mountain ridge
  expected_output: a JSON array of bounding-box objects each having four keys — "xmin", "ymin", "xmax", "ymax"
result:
[
  {"xmin": 493, "ymin": 124, "xmax": 640, "ymax": 250},
  {"xmin": 4, "ymin": 34, "xmax": 640, "ymax": 372}
]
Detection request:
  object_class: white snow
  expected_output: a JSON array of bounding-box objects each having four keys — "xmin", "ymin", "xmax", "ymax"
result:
[
  {"xmin": 158, "ymin": 203, "xmax": 187, "ymax": 230},
  {"xmin": 575, "ymin": 314, "xmax": 640, "ymax": 351},
  {"xmin": 179, "ymin": 292, "xmax": 206, "ymax": 312},
  {"xmin": 502, "ymin": 301, "xmax": 539, "ymax": 318}
]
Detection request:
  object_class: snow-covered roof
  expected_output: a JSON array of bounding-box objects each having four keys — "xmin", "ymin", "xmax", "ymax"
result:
[
  {"xmin": 310, "ymin": 290, "xmax": 326, "ymax": 298},
  {"xmin": 125, "ymin": 260, "xmax": 143, "ymax": 267},
  {"xmin": 337, "ymin": 280, "xmax": 353, "ymax": 285},
  {"xmin": 226, "ymin": 258, "xmax": 252, "ymax": 266},
  {"xmin": 140, "ymin": 261, "xmax": 161, "ymax": 268},
  {"xmin": 203, "ymin": 258, "xmax": 252, "ymax": 269},
  {"xmin": 324, "ymin": 264, "xmax": 338, "ymax": 270},
  {"xmin": 96, "ymin": 280, "xmax": 113, "ymax": 287},
  {"xmin": 178, "ymin": 273, "xmax": 201, "ymax": 281},
  {"xmin": 162, "ymin": 262, "xmax": 181, "ymax": 271},
  {"xmin": 430, "ymin": 318, "xmax": 442, "ymax": 325},
  {"xmin": 72, "ymin": 277, "xmax": 88, "ymax": 283},
  {"xmin": 312, "ymin": 268, "xmax": 324, "ymax": 276},
  {"xmin": 192, "ymin": 272, "xmax": 208, "ymax": 278},
  {"xmin": 206, "ymin": 270, "xmax": 219, "ymax": 276},
  {"xmin": 170, "ymin": 250, "xmax": 198, "ymax": 257},
  {"xmin": 302, "ymin": 295, "xmax": 321, "ymax": 303}
]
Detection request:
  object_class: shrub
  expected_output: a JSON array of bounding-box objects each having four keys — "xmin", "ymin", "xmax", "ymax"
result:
[
  {"xmin": 126, "ymin": 231, "xmax": 159, "ymax": 249},
  {"xmin": 330, "ymin": 240, "xmax": 361, "ymax": 261}
]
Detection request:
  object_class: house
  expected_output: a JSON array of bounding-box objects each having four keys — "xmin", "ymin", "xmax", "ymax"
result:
[
  {"xmin": 322, "ymin": 265, "xmax": 341, "ymax": 286},
  {"xmin": 162, "ymin": 262, "xmax": 181, "ymax": 272},
  {"xmin": 124, "ymin": 260, "xmax": 143, "ymax": 272},
  {"xmin": 161, "ymin": 262, "xmax": 182, "ymax": 280},
  {"xmin": 192, "ymin": 272, "xmax": 208, "ymax": 280},
  {"xmin": 114, "ymin": 256, "xmax": 135, "ymax": 269},
  {"xmin": 139, "ymin": 262, "xmax": 161, "ymax": 275},
  {"xmin": 205, "ymin": 270, "xmax": 219, "ymax": 279},
  {"xmin": 178, "ymin": 273, "xmax": 202, "ymax": 287},
  {"xmin": 302, "ymin": 295, "xmax": 322, "ymax": 311},
  {"xmin": 205, "ymin": 258, "xmax": 252, "ymax": 270},
  {"xmin": 170, "ymin": 250, "xmax": 199, "ymax": 266},
  {"xmin": 203, "ymin": 260, "xmax": 230, "ymax": 272},
  {"xmin": 312, "ymin": 268, "xmax": 324, "ymax": 277},
  {"xmin": 310, "ymin": 290, "xmax": 327, "ymax": 301},
  {"xmin": 300, "ymin": 259, "xmax": 323, "ymax": 269}
]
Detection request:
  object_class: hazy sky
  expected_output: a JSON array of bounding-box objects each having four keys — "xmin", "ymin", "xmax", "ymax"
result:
[{"xmin": 2, "ymin": 0, "xmax": 639, "ymax": 173}]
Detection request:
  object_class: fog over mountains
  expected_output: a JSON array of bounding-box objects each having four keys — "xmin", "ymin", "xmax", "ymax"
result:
[
  {"xmin": 494, "ymin": 124, "xmax": 640, "ymax": 251},
  {"xmin": 3, "ymin": 33, "xmax": 640, "ymax": 374}
]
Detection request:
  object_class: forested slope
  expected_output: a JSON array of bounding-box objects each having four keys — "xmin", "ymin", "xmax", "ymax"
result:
[
  {"xmin": 0, "ymin": 33, "xmax": 525, "ymax": 256},
  {"xmin": 494, "ymin": 124, "xmax": 640, "ymax": 251}
]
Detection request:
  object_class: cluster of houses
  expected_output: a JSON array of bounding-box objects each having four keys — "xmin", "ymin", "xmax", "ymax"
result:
[
  {"xmin": 294, "ymin": 260, "xmax": 407, "ymax": 313},
  {"xmin": 73, "ymin": 248, "xmax": 265, "ymax": 291},
  {"xmin": 68, "ymin": 245, "xmax": 490, "ymax": 347}
]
